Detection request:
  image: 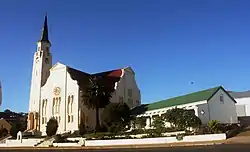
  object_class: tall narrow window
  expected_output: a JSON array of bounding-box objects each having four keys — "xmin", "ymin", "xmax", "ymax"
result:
[
  {"xmin": 52, "ymin": 98, "xmax": 55, "ymax": 115},
  {"xmin": 58, "ymin": 97, "xmax": 61, "ymax": 114},
  {"xmin": 67, "ymin": 96, "xmax": 70, "ymax": 114},
  {"xmin": 71, "ymin": 95, "xmax": 74, "ymax": 113}
]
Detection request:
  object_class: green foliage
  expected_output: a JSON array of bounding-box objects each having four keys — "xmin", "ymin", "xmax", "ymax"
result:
[
  {"xmin": 10, "ymin": 122, "xmax": 22, "ymax": 138},
  {"xmin": 152, "ymin": 116, "xmax": 165, "ymax": 135},
  {"xmin": 101, "ymin": 102, "xmax": 132, "ymax": 134},
  {"xmin": 46, "ymin": 117, "xmax": 58, "ymax": 137},
  {"xmin": 79, "ymin": 123, "xmax": 86, "ymax": 136},
  {"xmin": 208, "ymin": 120, "xmax": 220, "ymax": 133},
  {"xmin": 163, "ymin": 108, "xmax": 201, "ymax": 130},
  {"xmin": 135, "ymin": 117, "xmax": 147, "ymax": 129},
  {"xmin": 80, "ymin": 75, "xmax": 114, "ymax": 132}
]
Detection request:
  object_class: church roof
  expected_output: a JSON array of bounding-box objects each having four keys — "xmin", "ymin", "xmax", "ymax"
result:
[{"xmin": 67, "ymin": 66, "xmax": 124, "ymax": 90}]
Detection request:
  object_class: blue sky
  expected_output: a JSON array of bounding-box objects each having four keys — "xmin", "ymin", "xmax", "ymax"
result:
[{"xmin": 0, "ymin": 0, "xmax": 250, "ymax": 112}]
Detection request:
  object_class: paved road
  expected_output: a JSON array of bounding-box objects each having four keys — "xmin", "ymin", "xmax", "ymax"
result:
[{"xmin": 0, "ymin": 144, "xmax": 250, "ymax": 152}]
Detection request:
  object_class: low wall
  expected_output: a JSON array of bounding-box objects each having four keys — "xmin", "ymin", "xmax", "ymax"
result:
[
  {"xmin": 53, "ymin": 143, "xmax": 81, "ymax": 147},
  {"xmin": 85, "ymin": 133, "xmax": 226, "ymax": 146},
  {"xmin": 0, "ymin": 139, "xmax": 42, "ymax": 147}
]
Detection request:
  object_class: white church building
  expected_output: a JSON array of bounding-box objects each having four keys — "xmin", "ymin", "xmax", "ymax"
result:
[{"xmin": 27, "ymin": 15, "xmax": 141, "ymax": 136}]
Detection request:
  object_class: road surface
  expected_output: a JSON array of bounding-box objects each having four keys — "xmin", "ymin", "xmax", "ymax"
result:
[{"xmin": 0, "ymin": 144, "xmax": 250, "ymax": 152}]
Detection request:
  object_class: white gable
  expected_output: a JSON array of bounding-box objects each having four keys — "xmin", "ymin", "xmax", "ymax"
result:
[
  {"xmin": 50, "ymin": 62, "xmax": 66, "ymax": 71},
  {"xmin": 124, "ymin": 66, "xmax": 135, "ymax": 75}
]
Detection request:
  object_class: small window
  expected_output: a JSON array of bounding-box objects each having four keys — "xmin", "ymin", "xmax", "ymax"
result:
[
  {"xmin": 220, "ymin": 95, "xmax": 224, "ymax": 103},
  {"xmin": 136, "ymin": 100, "xmax": 140, "ymax": 105},
  {"xmin": 128, "ymin": 89, "xmax": 132, "ymax": 97},
  {"xmin": 119, "ymin": 96, "xmax": 124, "ymax": 103}
]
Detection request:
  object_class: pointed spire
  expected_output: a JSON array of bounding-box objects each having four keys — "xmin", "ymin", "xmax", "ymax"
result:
[{"xmin": 38, "ymin": 13, "xmax": 50, "ymax": 44}]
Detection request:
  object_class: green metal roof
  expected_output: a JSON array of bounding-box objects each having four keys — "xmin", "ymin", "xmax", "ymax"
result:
[{"xmin": 145, "ymin": 86, "xmax": 221, "ymax": 111}]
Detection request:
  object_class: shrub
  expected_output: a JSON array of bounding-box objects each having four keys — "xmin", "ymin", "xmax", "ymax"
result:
[
  {"xmin": 46, "ymin": 117, "xmax": 58, "ymax": 137},
  {"xmin": 208, "ymin": 120, "xmax": 220, "ymax": 133},
  {"xmin": 0, "ymin": 128, "xmax": 8, "ymax": 137},
  {"xmin": 152, "ymin": 116, "xmax": 165, "ymax": 136},
  {"xmin": 79, "ymin": 123, "xmax": 86, "ymax": 136},
  {"xmin": 54, "ymin": 134, "xmax": 66, "ymax": 143},
  {"xmin": 10, "ymin": 122, "xmax": 22, "ymax": 138},
  {"xmin": 101, "ymin": 102, "xmax": 132, "ymax": 133},
  {"xmin": 135, "ymin": 117, "xmax": 147, "ymax": 129}
]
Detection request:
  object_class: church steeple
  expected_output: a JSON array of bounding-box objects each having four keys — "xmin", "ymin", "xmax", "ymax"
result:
[{"xmin": 38, "ymin": 13, "xmax": 50, "ymax": 44}]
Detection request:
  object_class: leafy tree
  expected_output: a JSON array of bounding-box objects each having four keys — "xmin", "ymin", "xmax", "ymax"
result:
[
  {"xmin": 164, "ymin": 108, "xmax": 202, "ymax": 130},
  {"xmin": 135, "ymin": 117, "xmax": 147, "ymax": 129},
  {"xmin": 183, "ymin": 110, "xmax": 202, "ymax": 129},
  {"xmin": 152, "ymin": 116, "xmax": 165, "ymax": 135},
  {"xmin": 101, "ymin": 102, "xmax": 132, "ymax": 133},
  {"xmin": 80, "ymin": 75, "xmax": 114, "ymax": 132},
  {"xmin": 164, "ymin": 108, "xmax": 185, "ymax": 129},
  {"xmin": 10, "ymin": 121, "xmax": 22, "ymax": 138},
  {"xmin": 46, "ymin": 117, "xmax": 58, "ymax": 136}
]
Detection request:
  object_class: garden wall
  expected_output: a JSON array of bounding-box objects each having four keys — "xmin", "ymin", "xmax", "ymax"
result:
[{"xmin": 85, "ymin": 133, "xmax": 226, "ymax": 146}]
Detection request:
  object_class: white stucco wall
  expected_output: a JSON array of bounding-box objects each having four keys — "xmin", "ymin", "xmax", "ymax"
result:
[
  {"xmin": 40, "ymin": 63, "xmax": 67, "ymax": 135},
  {"xmin": 208, "ymin": 89, "xmax": 238, "ymax": 124},
  {"xmin": 111, "ymin": 67, "xmax": 141, "ymax": 108},
  {"xmin": 29, "ymin": 42, "xmax": 52, "ymax": 113},
  {"xmin": 40, "ymin": 63, "xmax": 80, "ymax": 135},
  {"xmin": 65, "ymin": 69, "xmax": 79, "ymax": 132},
  {"xmin": 235, "ymin": 97, "xmax": 250, "ymax": 116}
]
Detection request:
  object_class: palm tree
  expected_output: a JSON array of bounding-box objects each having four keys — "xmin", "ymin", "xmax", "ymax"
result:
[{"xmin": 80, "ymin": 75, "xmax": 113, "ymax": 132}]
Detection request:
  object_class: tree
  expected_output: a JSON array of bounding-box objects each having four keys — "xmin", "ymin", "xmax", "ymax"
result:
[
  {"xmin": 152, "ymin": 116, "xmax": 165, "ymax": 135},
  {"xmin": 101, "ymin": 102, "xmax": 132, "ymax": 133},
  {"xmin": 164, "ymin": 108, "xmax": 185, "ymax": 129},
  {"xmin": 183, "ymin": 110, "xmax": 202, "ymax": 129},
  {"xmin": 135, "ymin": 117, "xmax": 147, "ymax": 129},
  {"xmin": 164, "ymin": 108, "xmax": 202, "ymax": 130},
  {"xmin": 80, "ymin": 75, "xmax": 114, "ymax": 132},
  {"xmin": 46, "ymin": 117, "xmax": 58, "ymax": 136}
]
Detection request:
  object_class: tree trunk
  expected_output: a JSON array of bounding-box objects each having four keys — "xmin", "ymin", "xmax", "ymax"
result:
[{"xmin": 95, "ymin": 106, "xmax": 101, "ymax": 133}]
